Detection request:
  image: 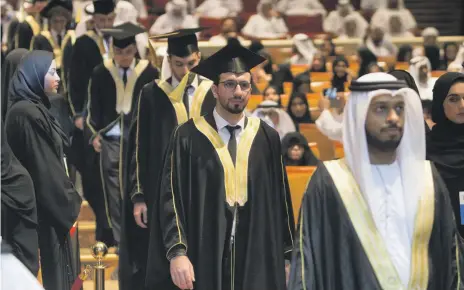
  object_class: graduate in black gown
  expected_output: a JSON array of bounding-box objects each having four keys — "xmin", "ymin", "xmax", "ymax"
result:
[
  {"xmin": 124, "ymin": 28, "xmax": 215, "ymax": 289},
  {"xmin": 8, "ymin": 0, "xmax": 45, "ymax": 51},
  {"xmin": 151, "ymin": 42, "xmax": 295, "ymax": 290},
  {"xmin": 1, "ymin": 121, "xmax": 38, "ymax": 275},
  {"xmin": 86, "ymin": 21, "xmax": 159, "ymax": 253},
  {"xmin": 288, "ymin": 72, "xmax": 464, "ymax": 290},
  {"xmin": 31, "ymin": 0, "xmax": 76, "ymax": 94},
  {"xmin": 5, "ymin": 50, "xmax": 82, "ymax": 290},
  {"xmin": 68, "ymin": 0, "xmax": 116, "ymax": 246},
  {"xmin": 427, "ymin": 72, "xmax": 464, "ymax": 238},
  {"xmin": 1, "ymin": 48, "xmax": 28, "ymax": 121}
]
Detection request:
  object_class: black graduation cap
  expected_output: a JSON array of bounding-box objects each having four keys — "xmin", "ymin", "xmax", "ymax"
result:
[
  {"xmin": 190, "ymin": 42, "xmax": 266, "ymax": 82},
  {"xmin": 150, "ymin": 28, "xmax": 206, "ymax": 57},
  {"xmin": 40, "ymin": 0, "xmax": 73, "ymax": 18},
  {"xmin": 101, "ymin": 22, "xmax": 145, "ymax": 48},
  {"xmin": 85, "ymin": 0, "xmax": 114, "ymax": 15}
]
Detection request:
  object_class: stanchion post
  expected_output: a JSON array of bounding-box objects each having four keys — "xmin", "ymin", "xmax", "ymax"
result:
[{"xmin": 91, "ymin": 242, "xmax": 108, "ymax": 290}]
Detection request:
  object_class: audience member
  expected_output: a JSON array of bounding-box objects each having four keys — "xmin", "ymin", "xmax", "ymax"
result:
[
  {"xmin": 360, "ymin": 0, "xmax": 387, "ymax": 10},
  {"xmin": 357, "ymin": 46, "xmax": 378, "ymax": 77},
  {"xmin": 209, "ymin": 17, "xmax": 245, "ymax": 44},
  {"xmin": 387, "ymin": 14, "xmax": 414, "ymax": 37},
  {"xmin": 262, "ymin": 85, "xmax": 282, "ymax": 105},
  {"xmin": 441, "ymin": 42, "xmax": 459, "ymax": 70},
  {"xmin": 289, "ymin": 34, "xmax": 317, "ymax": 65},
  {"xmin": 320, "ymin": 37, "xmax": 337, "ymax": 57},
  {"xmin": 149, "ymin": 0, "xmax": 198, "ymax": 35},
  {"xmin": 370, "ymin": 0, "xmax": 416, "ymax": 35},
  {"xmin": 253, "ymin": 100, "xmax": 296, "ymax": 138},
  {"xmin": 281, "ymin": 132, "xmax": 318, "ymax": 166},
  {"xmin": 287, "ymin": 92, "xmax": 314, "ymax": 129},
  {"xmin": 310, "ymin": 52, "xmax": 327, "ymax": 72},
  {"xmin": 331, "ymin": 55, "xmax": 351, "ymax": 92},
  {"xmin": 276, "ymin": 0, "xmax": 326, "ymax": 16},
  {"xmin": 397, "ymin": 44, "xmax": 413, "ymax": 62},
  {"xmin": 366, "ymin": 26, "xmax": 397, "ymax": 57},
  {"xmin": 242, "ymin": 1, "xmax": 288, "ymax": 39},
  {"xmin": 324, "ymin": 0, "xmax": 368, "ymax": 38},
  {"xmin": 315, "ymin": 94, "xmax": 344, "ymax": 142},
  {"xmin": 292, "ymin": 71, "xmax": 312, "ymax": 94},
  {"xmin": 409, "ymin": 56, "xmax": 436, "ymax": 100},
  {"xmin": 195, "ymin": 0, "xmax": 242, "ymax": 18}
]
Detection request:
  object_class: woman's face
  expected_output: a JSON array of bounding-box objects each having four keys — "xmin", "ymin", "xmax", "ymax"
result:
[
  {"xmin": 290, "ymin": 97, "xmax": 308, "ymax": 118},
  {"xmin": 44, "ymin": 60, "xmax": 60, "ymax": 94},
  {"xmin": 334, "ymin": 61, "xmax": 347, "ymax": 78},
  {"xmin": 445, "ymin": 45, "xmax": 458, "ymax": 62},
  {"xmin": 288, "ymin": 144, "xmax": 304, "ymax": 161},
  {"xmin": 368, "ymin": 63, "xmax": 381, "ymax": 73},
  {"xmin": 264, "ymin": 87, "xmax": 280, "ymax": 103},
  {"xmin": 312, "ymin": 54, "xmax": 324, "ymax": 71},
  {"xmin": 443, "ymin": 81, "xmax": 464, "ymax": 124}
]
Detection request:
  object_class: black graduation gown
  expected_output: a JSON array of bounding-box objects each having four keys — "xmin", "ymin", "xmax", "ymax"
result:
[
  {"xmin": 1, "ymin": 122, "xmax": 39, "ymax": 275},
  {"xmin": 68, "ymin": 30, "xmax": 113, "ymax": 244},
  {"xmin": 86, "ymin": 59, "xmax": 159, "ymax": 245},
  {"xmin": 9, "ymin": 15, "xmax": 40, "ymax": 50},
  {"xmin": 123, "ymin": 74, "xmax": 215, "ymax": 290},
  {"xmin": 288, "ymin": 160, "xmax": 464, "ymax": 290},
  {"xmin": 150, "ymin": 115, "xmax": 295, "ymax": 290},
  {"xmin": 5, "ymin": 100, "xmax": 82, "ymax": 290}
]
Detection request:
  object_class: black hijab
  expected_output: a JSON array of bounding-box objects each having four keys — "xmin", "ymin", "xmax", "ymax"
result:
[
  {"xmin": 310, "ymin": 54, "xmax": 327, "ymax": 72},
  {"xmin": 389, "ymin": 69, "xmax": 431, "ymax": 133},
  {"xmin": 424, "ymin": 45, "xmax": 441, "ymax": 71},
  {"xmin": 441, "ymin": 42, "xmax": 459, "ymax": 69},
  {"xmin": 287, "ymin": 92, "xmax": 313, "ymax": 127},
  {"xmin": 1, "ymin": 120, "xmax": 37, "ymax": 226},
  {"xmin": 331, "ymin": 56, "xmax": 349, "ymax": 92},
  {"xmin": 281, "ymin": 132, "xmax": 318, "ymax": 166},
  {"xmin": 1, "ymin": 49, "xmax": 29, "ymax": 121},
  {"xmin": 292, "ymin": 70, "xmax": 312, "ymax": 94},
  {"xmin": 397, "ymin": 45, "xmax": 413, "ymax": 62},
  {"xmin": 357, "ymin": 47, "xmax": 377, "ymax": 77},
  {"xmin": 427, "ymin": 72, "xmax": 464, "ymax": 179},
  {"xmin": 8, "ymin": 50, "xmax": 69, "ymax": 144}
]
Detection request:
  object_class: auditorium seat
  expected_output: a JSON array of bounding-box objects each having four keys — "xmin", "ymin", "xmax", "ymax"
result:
[
  {"xmin": 431, "ymin": 70, "xmax": 446, "ymax": 78},
  {"xmin": 199, "ymin": 17, "xmax": 222, "ymax": 39},
  {"xmin": 395, "ymin": 62, "xmax": 410, "ymax": 70},
  {"xmin": 286, "ymin": 166, "xmax": 316, "ymax": 224},
  {"xmin": 307, "ymin": 92, "xmax": 321, "ymax": 108},
  {"xmin": 283, "ymin": 82, "xmax": 293, "ymax": 95},
  {"xmin": 284, "ymin": 15, "xmax": 323, "ymax": 35},
  {"xmin": 311, "ymin": 81, "xmax": 331, "ymax": 93},
  {"xmin": 311, "ymin": 72, "xmax": 332, "ymax": 82},
  {"xmin": 290, "ymin": 64, "xmax": 310, "ymax": 76},
  {"xmin": 299, "ymin": 123, "xmax": 335, "ymax": 160}
]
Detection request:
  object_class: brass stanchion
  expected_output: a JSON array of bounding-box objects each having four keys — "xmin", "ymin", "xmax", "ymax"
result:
[{"xmin": 91, "ymin": 242, "xmax": 108, "ymax": 290}]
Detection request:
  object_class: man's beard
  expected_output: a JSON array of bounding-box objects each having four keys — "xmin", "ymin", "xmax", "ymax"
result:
[
  {"xmin": 219, "ymin": 97, "xmax": 246, "ymax": 114},
  {"xmin": 365, "ymin": 128, "xmax": 402, "ymax": 151}
]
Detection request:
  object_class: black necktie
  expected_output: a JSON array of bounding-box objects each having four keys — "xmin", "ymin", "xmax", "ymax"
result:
[
  {"xmin": 122, "ymin": 68, "xmax": 128, "ymax": 87},
  {"xmin": 226, "ymin": 125, "xmax": 241, "ymax": 165},
  {"xmin": 57, "ymin": 34, "xmax": 62, "ymax": 47}
]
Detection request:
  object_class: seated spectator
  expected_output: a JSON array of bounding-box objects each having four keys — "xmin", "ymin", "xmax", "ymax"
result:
[
  {"xmin": 281, "ymin": 132, "xmax": 318, "ymax": 166},
  {"xmin": 447, "ymin": 42, "xmax": 464, "ymax": 70},
  {"xmin": 195, "ymin": 0, "xmax": 242, "ymax": 18},
  {"xmin": 270, "ymin": 63, "xmax": 294, "ymax": 94},
  {"xmin": 251, "ymin": 49, "xmax": 274, "ymax": 84},
  {"xmin": 441, "ymin": 42, "xmax": 459, "ymax": 70},
  {"xmin": 209, "ymin": 17, "xmax": 245, "ymax": 44},
  {"xmin": 367, "ymin": 62, "xmax": 383, "ymax": 73},
  {"xmin": 413, "ymin": 27, "xmax": 440, "ymax": 63},
  {"xmin": 324, "ymin": 0, "xmax": 368, "ymax": 38},
  {"xmin": 276, "ymin": 0, "xmax": 326, "ymax": 16},
  {"xmin": 315, "ymin": 94, "xmax": 344, "ymax": 142},
  {"xmin": 447, "ymin": 62, "xmax": 464, "ymax": 73},
  {"xmin": 388, "ymin": 14, "xmax": 414, "ymax": 37},
  {"xmin": 337, "ymin": 14, "xmax": 368, "ymax": 39},
  {"xmin": 365, "ymin": 26, "xmax": 397, "ymax": 57},
  {"xmin": 357, "ymin": 46, "xmax": 378, "ymax": 77},
  {"xmin": 287, "ymin": 92, "xmax": 314, "ymax": 129},
  {"xmin": 397, "ymin": 44, "xmax": 413, "ymax": 62},
  {"xmin": 421, "ymin": 99, "xmax": 434, "ymax": 129},
  {"xmin": 409, "ymin": 56, "xmax": 437, "ymax": 100},
  {"xmin": 253, "ymin": 100, "xmax": 296, "ymax": 138},
  {"xmin": 370, "ymin": 0, "xmax": 416, "ymax": 35},
  {"xmin": 242, "ymin": 1, "xmax": 288, "ymax": 39},
  {"xmin": 320, "ymin": 37, "xmax": 337, "ymax": 57},
  {"xmin": 424, "ymin": 44, "xmax": 441, "ymax": 71},
  {"xmin": 361, "ymin": 0, "xmax": 387, "ymax": 11},
  {"xmin": 288, "ymin": 34, "xmax": 317, "ymax": 65},
  {"xmin": 149, "ymin": 0, "xmax": 198, "ymax": 35},
  {"xmin": 331, "ymin": 56, "xmax": 351, "ymax": 91},
  {"xmin": 292, "ymin": 71, "xmax": 313, "ymax": 94},
  {"xmin": 262, "ymin": 85, "xmax": 282, "ymax": 105},
  {"xmin": 310, "ymin": 52, "xmax": 327, "ymax": 72}
]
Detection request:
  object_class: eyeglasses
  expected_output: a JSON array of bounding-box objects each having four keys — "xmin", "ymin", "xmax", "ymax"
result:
[{"xmin": 219, "ymin": 80, "xmax": 252, "ymax": 92}]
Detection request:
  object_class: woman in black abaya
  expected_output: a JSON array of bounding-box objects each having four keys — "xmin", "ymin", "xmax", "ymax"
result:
[
  {"xmin": 1, "ymin": 48, "xmax": 28, "ymax": 121},
  {"xmin": 281, "ymin": 132, "xmax": 318, "ymax": 166},
  {"xmin": 427, "ymin": 72, "xmax": 464, "ymax": 237},
  {"xmin": 5, "ymin": 50, "xmax": 82, "ymax": 290}
]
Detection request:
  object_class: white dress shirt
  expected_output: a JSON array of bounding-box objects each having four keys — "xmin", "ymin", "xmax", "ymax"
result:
[
  {"xmin": 213, "ymin": 108, "xmax": 246, "ymax": 146},
  {"xmin": 171, "ymin": 74, "xmax": 199, "ymax": 111},
  {"xmin": 370, "ymin": 162, "xmax": 411, "ymax": 287}
]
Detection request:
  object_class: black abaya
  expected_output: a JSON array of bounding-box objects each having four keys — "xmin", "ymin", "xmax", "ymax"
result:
[{"xmin": 1, "ymin": 48, "xmax": 28, "ymax": 121}]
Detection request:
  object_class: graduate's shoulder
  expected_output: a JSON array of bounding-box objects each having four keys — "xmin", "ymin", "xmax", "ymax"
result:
[
  {"xmin": 175, "ymin": 118, "xmax": 198, "ymax": 137},
  {"xmin": 303, "ymin": 160, "xmax": 339, "ymax": 200},
  {"xmin": 258, "ymin": 118, "xmax": 281, "ymax": 141}
]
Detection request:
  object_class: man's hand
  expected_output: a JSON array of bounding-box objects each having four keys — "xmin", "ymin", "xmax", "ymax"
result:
[
  {"xmin": 170, "ymin": 256, "xmax": 195, "ymax": 289},
  {"xmin": 74, "ymin": 116, "xmax": 84, "ymax": 130},
  {"xmin": 133, "ymin": 202, "xmax": 148, "ymax": 228},
  {"xmin": 92, "ymin": 135, "xmax": 102, "ymax": 153},
  {"xmin": 285, "ymin": 263, "xmax": 291, "ymax": 286}
]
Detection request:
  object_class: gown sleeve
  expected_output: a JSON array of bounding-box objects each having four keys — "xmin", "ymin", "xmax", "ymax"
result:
[
  {"xmin": 6, "ymin": 110, "xmax": 82, "ymax": 235},
  {"xmin": 14, "ymin": 22, "xmax": 34, "ymax": 50},
  {"xmin": 86, "ymin": 67, "xmax": 103, "ymax": 140},
  {"xmin": 159, "ymin": 125, "xmax": 188, "ymax": 260}
]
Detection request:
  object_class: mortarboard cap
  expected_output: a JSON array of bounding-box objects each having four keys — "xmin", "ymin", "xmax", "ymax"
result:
[
  {"xmin": 85, "ymin": 0, "xmax": 115, "ymax": 15},
  {"xmin": 190, "ymin": 42, "xmax": 266, "ymax": 82},
  {"xmin": 101, "ymin": 22, "xmax": 145, "ymax": 48},
  {"xmin": 150, "ymin": 27, "xmax": 206, "ymax": 57},
  {"xmin": 40, "ymin": 0, "xmax": 73, "ymax": 18}
]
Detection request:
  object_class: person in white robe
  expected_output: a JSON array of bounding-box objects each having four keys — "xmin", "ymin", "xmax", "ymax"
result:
[
  {"xmin": 366, "ymin": 26, "xmax": 397, "ymax": 57},
  {"xmin": 195, "ymin": 0, "xmax": 242, "ymax": 18},
  {"xmin": 387, "ymin": 13, "xmax": 414, "ymax": 38},
  {"xmin": 408, "ymin": 56, "xmax": 437, "ymax": 100},
  {"xmin": 252, "ymin": 100, "xmax": 296, "ymax": 139},
  {"xmin": 412, "ymin": 27, "xmax": 439, "ymax": 57},
  {"xmin": 315, "ymin": 94, "xmax": 344, "ymax": 142},
  {"xmin": 209, "ymin": 17, "xmax": 245, "ymax": 44},
  {"xmin": 360, "ymin": 0, "xmax": 386, "ymax": 10},
  {"xmin": 336, "ymin": 14, "xmax": 368, "ymax": 39},
  {"xmin": 113, "ymin": 0, "xmax": 148, "ymax": 59},
  {"xmin": 149, "ymin": 0, "xmax": 198, "ymax": 35},
  {"xmin": 242, "ymin": 1, "xmax": 288, "ymax": 39},
  {"xmin": 370, "ymin": 0, "xmax": 416, "ymax": 35},
  {"xmin": 324, "ymin": 0, "xmax": 367, "ymax": 38},
  {"xmin": 276, "ymin": 0, "xmax": 326, "ymax": 16},
  {"xmin": 288, "ymin": 33, "xmax": 317, "ymax": 65}
]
